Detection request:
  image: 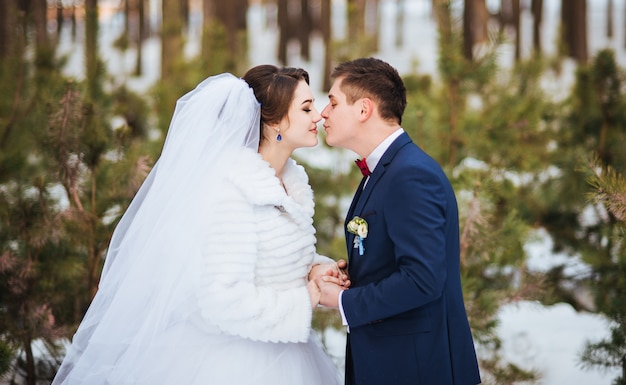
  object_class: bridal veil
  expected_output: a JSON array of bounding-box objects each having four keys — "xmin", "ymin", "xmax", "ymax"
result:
[{"xmin": 53, "ymin": 74, "xmax": 262, "ymax": 384}]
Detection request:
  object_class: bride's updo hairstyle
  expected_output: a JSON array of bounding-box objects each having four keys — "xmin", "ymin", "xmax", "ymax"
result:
[{"xmin": 242, "ymin": 64, "xmax": 310, "ymax": 144}]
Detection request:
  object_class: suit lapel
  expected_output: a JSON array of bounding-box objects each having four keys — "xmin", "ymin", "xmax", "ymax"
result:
[
  {"xmin": 347, "ymin": 177, "xmax": 366, "ymax": 219},
  {"xmin": 351, "ymin": 133, "xmax": 412, "ymax": 216},
  {"xmin": 345, "ymin": 177, "xmax": 366, "ymax": 258},
  {"xmin": 345, "ymin": 132, "xmax": 413, "ymax": 260}
]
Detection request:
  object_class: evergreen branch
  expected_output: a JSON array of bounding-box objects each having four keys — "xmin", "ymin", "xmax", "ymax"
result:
[
  {"xmin": 460, "ymin": 181, "xmax": 489, "ymax": 267},
  {"xmin": 48, "ymin": 82, "xmax": 86, "ymax": 212},
  {"xmin": 579, "ymin": 325, "xmax": 626, "ymax": 370},
  {"xmin": 587, "ymin": 156, "xmax": 626, "ymax": 223},
  {"xmin": 129, "ymin": 155, "xmax": 151, "ymax": 194}
]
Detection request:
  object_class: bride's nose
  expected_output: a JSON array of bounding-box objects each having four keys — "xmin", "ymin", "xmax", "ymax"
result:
[{"xmin": 312, "ymin": 107, "xmax": 322, "ymax": 123}]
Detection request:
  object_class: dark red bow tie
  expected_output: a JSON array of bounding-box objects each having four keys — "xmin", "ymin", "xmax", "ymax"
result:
[{"xmin": 355, "ymin": 158, "xmax": 371, "ymax": 177}]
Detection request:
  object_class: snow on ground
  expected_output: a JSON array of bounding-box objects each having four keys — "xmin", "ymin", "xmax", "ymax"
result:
[
  {"xmin": 497, "ymin": 301, "xmax": 620, "ymax": 385},
  {"xmin": 55, "ymin": 1, "xmax": 625, "ymax": 383}
]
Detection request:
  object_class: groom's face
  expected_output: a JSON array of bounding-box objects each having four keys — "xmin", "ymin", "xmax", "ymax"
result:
[{"xmin": 321, "ymin": 78, "xmax": 361, "ymax": 150}]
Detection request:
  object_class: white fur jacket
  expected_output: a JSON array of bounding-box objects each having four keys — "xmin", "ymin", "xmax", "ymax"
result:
[{"xmin": 195, "ymin": 148, "xmax": 332, "ymax": 343}]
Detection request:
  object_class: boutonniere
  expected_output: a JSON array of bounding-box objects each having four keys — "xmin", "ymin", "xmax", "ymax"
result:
[{"xmin": 347, "ymin": 216, "xmax": 368, "ymax": 255}]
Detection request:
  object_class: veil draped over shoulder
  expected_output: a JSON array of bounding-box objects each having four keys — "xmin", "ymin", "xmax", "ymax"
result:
[{"xmin": 53, "ymin": 74, "xmax": 261, "ymax": 384}]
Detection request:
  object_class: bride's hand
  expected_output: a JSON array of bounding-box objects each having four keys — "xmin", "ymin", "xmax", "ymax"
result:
[{"xmin": 307, "ymin": 279, "xmax": 321, "ymax": 309}]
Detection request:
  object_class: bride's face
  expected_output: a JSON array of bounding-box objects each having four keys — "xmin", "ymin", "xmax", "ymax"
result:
[{"xmin": 277, "ymin": 80, "xmax": 321, "ymax": 149}]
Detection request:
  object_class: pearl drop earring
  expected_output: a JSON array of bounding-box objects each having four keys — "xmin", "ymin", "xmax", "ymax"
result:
[{"xmin": 276, "ymin": 128, "xmax": 282, "ymax": 142}]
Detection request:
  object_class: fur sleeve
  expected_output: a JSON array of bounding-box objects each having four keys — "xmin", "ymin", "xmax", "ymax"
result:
[{"xmin": 195, "ymin": 183, "xmax": 312, "ymax": 343}]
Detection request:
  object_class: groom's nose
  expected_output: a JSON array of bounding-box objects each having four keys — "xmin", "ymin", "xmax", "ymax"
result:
[{"xmin": 321, "ymin": 104, "xmax": 330, "ymax": 118}]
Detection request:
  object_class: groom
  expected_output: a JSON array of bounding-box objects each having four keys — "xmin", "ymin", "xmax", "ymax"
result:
[{"xmin": 317, "ymin": 58, "xmax": 481, "ymax": 385}]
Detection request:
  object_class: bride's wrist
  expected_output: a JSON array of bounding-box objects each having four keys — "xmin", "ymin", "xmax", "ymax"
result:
[
  {"xmin": 307, "ymin": 280, "xmax": 320, "ymax": 308},
  {"xmin": 307, "ymin": 264, "xmax": 320, "ymax": 281}
]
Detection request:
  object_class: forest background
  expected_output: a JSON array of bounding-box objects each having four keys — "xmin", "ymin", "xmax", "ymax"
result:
[{"xmin": 1, "ymin": 0, "xmax": 625, "ymax": 384}]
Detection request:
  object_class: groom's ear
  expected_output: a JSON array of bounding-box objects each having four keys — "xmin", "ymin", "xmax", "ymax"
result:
[{"xmin": 358, "ymin": 98, "xmax": 374, "ymax": 122}]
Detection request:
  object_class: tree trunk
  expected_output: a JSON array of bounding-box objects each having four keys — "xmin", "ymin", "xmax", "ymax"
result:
[
  {"xmin": 531, "ymin": 0, "xmax": 543, "ymax": 54},
  {"xmin": 85, "ymin": 0, "xmax": 100, "ymax": 99},
  {"xmin": 71, "ymin": 2, "xmax": 77, "ymax": 40},
  {"xmin": 56, "ymin": 0, "xmax": 64, "ymax": 36},
  {"xmin": 512, "ymin": 0, "xmax": 520, "ymax": 61},
  {"xmin": 606, "ymin": 0, "xmax": 613, "ymax": 38},
  {"xmin": 161, "ymin": 0, "xmax": 184, "ymax": 82},
  {"xmin": 347, "ymin": 0, "xmax": 366, "ymax": 55},
  {"xmin": 23, "ymin": 333, "xmax": 36, "ymax": 385},
  {"xmin": 134, "ymin": 0, "xmax": 145, "ymax": 76},
  {"xmin": 299, "ymin": 0, "xmax": 311, "ymax": 61},
  {"xmin": 182, "ymin": 0, "xmax": 189, "ymax": 31},
  {"xmin": 0, "ymin": 0, "xmax": 24, "ymax": 150},
  {"xmin": 214, "ymin": 0, "xmax": 248, "ymax": 73},
  {"xmin": 498, "ymin": 0, "xmax": 506, "ymax": 33},
  {"xmin": 201, "ymin": 0, "xmax": 214, "ymax": 61},
  {"xmin": 623, "ymin": 3, "xmax": 626, "ymax": 49},
  {"xmin": 32, "ymin": 0, "xmax": 52, "ymax": 65},
  {"xmin": 32, "ymin": 0, "xmax": 47, "ymax": 47},
  {"xmin": 571, "ymin": 0, "xmax": 588, "ymax": 63},
  {"xmin": 0, "ymin": 0, "xmax": 18, "ymax": 59},
  {"xmin": 560, "ymin": 0, "xmax": 587, "ymax": 63},
  {"xmin": 124, "ymin": 0, "xmax": 130, "ymax": 48},
  {"xmin": 395, "ymin": 0, "xmax": 404, "ymax": 47},
  {"xmin": 435, "ymin": 0, "xmax": 460, "ymax": 167},
  {"xmin": 463, "ymin": 0, "xmax": 488, "ymax": 61},
  {"xmin": 321, "ymin": 0, "xmax": 331, "ymax": 91},
  {"xmin": 369, "ymin": 0, "xmax": 380, "ymax": 53},
  {"xmin": 278, "ymin": 0, "xmax": 288, "ymax": 64}
]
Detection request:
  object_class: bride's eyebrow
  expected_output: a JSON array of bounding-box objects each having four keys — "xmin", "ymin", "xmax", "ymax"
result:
[{"xmin": 300, "ymin": 98, "xmax": 314, "ymax": 105}]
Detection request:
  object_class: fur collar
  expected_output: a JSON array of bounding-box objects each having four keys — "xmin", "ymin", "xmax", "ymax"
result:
[{"xmin": 225, "ymin": 148, "xmax": 314, "ymax": 228}]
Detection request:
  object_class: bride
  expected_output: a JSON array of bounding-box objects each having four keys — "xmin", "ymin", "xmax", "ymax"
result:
[{"xmin": 52, "ymin": 65, "xmax": 347, "ymax": 384}]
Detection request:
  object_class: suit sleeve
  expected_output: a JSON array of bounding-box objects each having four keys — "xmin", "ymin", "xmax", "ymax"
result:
[{"xmin": 342, "ymin": 166, "xmax": 448, "ymax": 327}]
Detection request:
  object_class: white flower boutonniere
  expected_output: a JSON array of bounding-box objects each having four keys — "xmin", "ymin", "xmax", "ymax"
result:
[{"xmin": 347, "ymin": 216, "xmax": 368, "ymax": 255}]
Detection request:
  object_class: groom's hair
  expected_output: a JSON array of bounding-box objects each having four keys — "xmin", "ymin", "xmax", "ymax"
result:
[{"xmin": 331, "ymin": 57, "xmax": 406, "ymax": 125}]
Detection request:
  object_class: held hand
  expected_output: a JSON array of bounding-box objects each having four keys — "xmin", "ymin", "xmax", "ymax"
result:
[
  {"xmin": 335, "ymin": 259, "xmax": 350, "ymax": 284},
  {"xmin": 314, "ymin": 275, "xmax": 346, "ymax": 308},
  {"xmin": 309, "ymin": 260, "xmax": 351, "ymax": 288}
]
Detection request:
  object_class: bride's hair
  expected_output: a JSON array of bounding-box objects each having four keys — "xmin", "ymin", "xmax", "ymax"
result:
[{"xmin": 242, "ymin": 65, "xmax": 310, "ymax": 144}]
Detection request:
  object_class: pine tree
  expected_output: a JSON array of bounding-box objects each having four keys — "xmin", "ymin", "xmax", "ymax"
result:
[
  {"xmin": 579, "ymin": 157, "xmax": 626, "ymax": 385},
  {"xmin": 0, "ymin": 4, "xmax": 153, "ymax": 383}
]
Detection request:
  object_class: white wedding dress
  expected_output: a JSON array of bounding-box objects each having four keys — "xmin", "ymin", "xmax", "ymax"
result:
[{"xmin": 52, "ymin": 74, "xmax": 342, "ymax": 385}]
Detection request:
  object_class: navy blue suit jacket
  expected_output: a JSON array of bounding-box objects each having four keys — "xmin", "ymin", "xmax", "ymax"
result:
[{"xmin": 342, "ymin": 133, "xmax": 481, "ymax": 385}]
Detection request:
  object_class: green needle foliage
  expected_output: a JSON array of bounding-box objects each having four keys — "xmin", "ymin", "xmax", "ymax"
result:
[
  {"xmin": 579, "ymin": 158, "xmax": 626, "ymax": 384},
  {"xmin": 2, "ymin": 2, "xmax": 626, "ymax": 384},
  {"xmin": 0, "ymin": 22, "xmax": 153, "ymax": 385}
]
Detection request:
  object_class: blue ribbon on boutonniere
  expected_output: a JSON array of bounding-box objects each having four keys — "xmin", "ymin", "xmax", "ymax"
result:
[{"xmin": 347, "ymin": 216, "xmax": 368, "ymax": 255}]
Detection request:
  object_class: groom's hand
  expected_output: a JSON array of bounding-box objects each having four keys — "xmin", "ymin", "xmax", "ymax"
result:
[
  {"xmin": 309, "ymin": 260, "xmax": 350, "ymax": 288},
  {"xmin": 335, "ymin": 259, "xmax": 349, "ymax": 281}
]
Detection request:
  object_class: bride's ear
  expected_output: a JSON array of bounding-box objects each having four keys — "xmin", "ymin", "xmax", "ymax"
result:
[{"xmin": 261, "ymin": 123, "xmax": 280, "ymax": 142}]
